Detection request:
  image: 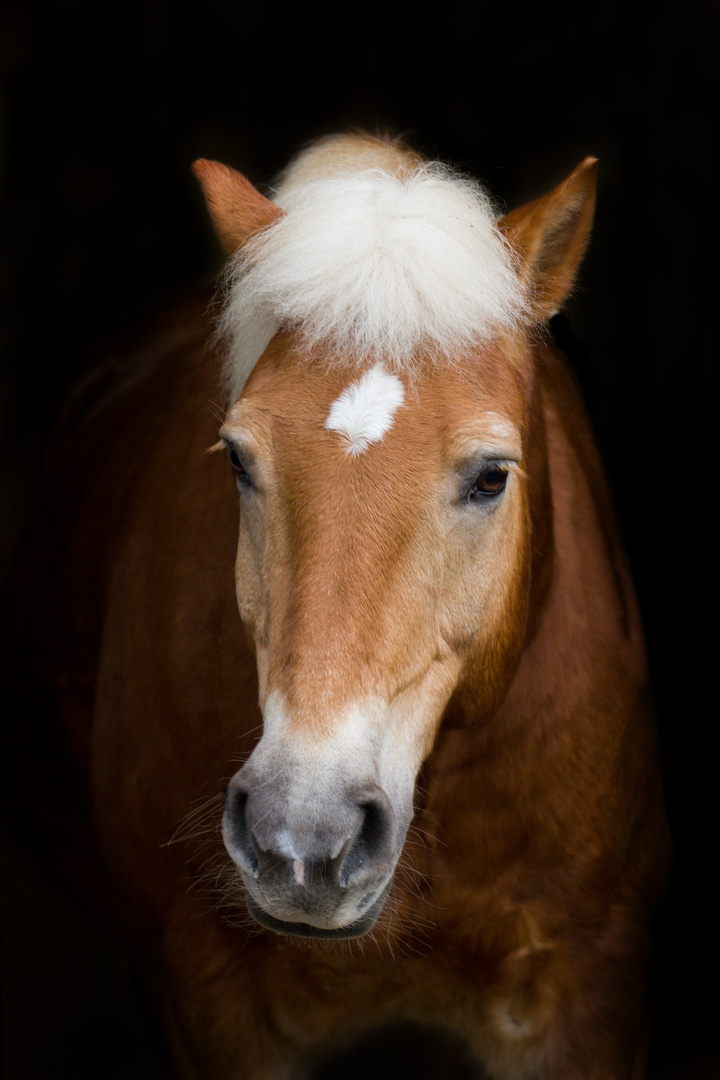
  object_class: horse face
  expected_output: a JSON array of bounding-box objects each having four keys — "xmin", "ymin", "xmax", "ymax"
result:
[{"xmin": 220, "ymin": 335, "xmax": 531, "ymax": 938}]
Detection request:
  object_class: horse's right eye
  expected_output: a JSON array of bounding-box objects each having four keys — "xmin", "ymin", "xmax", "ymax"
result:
[
  {"xmin": 227, "ymin": 447, "xmax": 252, "ymax": 489},
  {"xmin": 228, "ymin": 447, "xmax": 244, "ymax": 472}
]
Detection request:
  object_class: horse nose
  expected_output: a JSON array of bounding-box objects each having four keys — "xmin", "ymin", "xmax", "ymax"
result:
[
  {"xmin": 224, "ymin": 789, "xmax": 260, "ymax": 877},
  {"xmin": 224, "ymin": 783, "xmax": 395, "ymax": 890},
  {"xmin": 337, "ymin": 792, "xmax": 395, "ymax": 886}
]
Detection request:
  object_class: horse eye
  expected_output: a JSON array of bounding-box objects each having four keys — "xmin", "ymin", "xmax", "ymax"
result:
[
  {"xmin": 227, "ymin": 447, "xmax": 251, "ymax": 487},
  {"xmin": 227, "ymin": 447, "xmax": 244, "ymax": 472},
  {"xmin": 469, "ymin": 465, "xmax": 508, "ymax": 500}
]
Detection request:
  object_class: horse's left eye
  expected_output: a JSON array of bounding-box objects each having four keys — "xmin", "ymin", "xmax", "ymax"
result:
[{"xmin": 469, "ymin": 465, "xmax": 508, "ymax": 500}]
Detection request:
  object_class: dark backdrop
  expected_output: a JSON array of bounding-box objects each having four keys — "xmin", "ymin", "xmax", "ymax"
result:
[{"xmin": 1, "ymin": 1, "xmax": 717, "ymax": 1076}]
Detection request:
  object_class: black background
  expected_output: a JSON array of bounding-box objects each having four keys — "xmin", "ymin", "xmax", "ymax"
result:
[{"xmin": 1, "ymin": 1, "xmax": 717, "ymax": 1076}]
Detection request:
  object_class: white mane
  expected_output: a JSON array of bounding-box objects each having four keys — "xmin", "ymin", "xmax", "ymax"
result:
[{"xmin": 220, "ymin": 146, "xmax": 530, "ymax": 402}]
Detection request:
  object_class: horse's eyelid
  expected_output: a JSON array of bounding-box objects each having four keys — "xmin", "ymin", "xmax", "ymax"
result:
[{"xmin": 459, "ymin": 458, "xmax": 518, "ymax": 481}]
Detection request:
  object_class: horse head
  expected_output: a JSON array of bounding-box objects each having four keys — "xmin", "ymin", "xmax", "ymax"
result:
[{"xmin": 194, "ymin": 137, "xmax": 598, "ymax": 938}]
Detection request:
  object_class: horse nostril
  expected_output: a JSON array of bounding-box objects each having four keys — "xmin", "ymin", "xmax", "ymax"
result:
[
  {"xmin": 340, "ymin": 796, "xmax": 392, "ymax": 887},
  {"xmin": 227, "ymin": 789, "xmax": 260, "ymax": 877}
]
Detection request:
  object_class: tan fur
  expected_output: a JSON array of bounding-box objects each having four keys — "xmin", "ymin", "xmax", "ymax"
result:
[
  {"xmin": 193, "ymin": 159, "xmax": 283, "ymax": 253},
  {"xmin": 277, "ymin": 131, "xmax": 423, "ymax": 190},
  {"xmin": 221, "ymin": 336, "xmax": 530, "ymax": 735},
  {"xmin": 13, "ymin": 139, "xmax": 670, "ymax": 1079},
  {"xmin": 500, "ymin": 157, "xmax": 599, "ymax": 319}
]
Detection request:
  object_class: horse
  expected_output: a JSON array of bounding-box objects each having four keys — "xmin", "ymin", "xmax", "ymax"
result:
[{"xmin": 7, "ymin": 133, "xmax": 670, "ymax": 1079}]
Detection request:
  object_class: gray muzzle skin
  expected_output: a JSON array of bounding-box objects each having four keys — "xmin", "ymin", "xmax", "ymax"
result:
[{"xmin": 222, "ymin": 769, "xmax": 401, "ymax": 939}]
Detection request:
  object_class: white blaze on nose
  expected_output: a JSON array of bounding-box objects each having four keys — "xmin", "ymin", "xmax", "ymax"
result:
[
  {"xmin": 293, "ymin": 859, "xmax": 305, "ymax": 886},
  {"xmin": 325, "ymin": 364, "xmax": 405, "ymax": 455}
]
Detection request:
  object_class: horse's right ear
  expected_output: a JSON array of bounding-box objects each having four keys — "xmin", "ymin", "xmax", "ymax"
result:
[{"xmin": 192, "ymin": 159, "xmax": 284, "ymax": 255}]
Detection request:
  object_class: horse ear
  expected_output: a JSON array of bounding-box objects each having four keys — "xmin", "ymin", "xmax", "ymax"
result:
[
  {"xmin": 499, "ymin": 157, "xmax": 598, "ymax": 321},
  {"xmin": 192, "ymin": 159, "xmax": 283, "ymax": 254}
]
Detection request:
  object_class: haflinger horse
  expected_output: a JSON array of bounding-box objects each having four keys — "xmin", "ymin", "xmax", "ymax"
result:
[{"xmin": 16, "ymin": 134, "xmax": 669, "ymax": 1078}]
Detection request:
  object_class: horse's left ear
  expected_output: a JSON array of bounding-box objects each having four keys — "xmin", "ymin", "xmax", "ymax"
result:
[
  {"xmin": 499, "ymin": 157, "xmax": 598, "ymax": 321},
  {"xmin": 193, "ymin": 159, "xmax": 284, "ymax": 255}
]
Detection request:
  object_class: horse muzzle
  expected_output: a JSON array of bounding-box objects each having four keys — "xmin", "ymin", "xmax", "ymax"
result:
[{"xmin": 222, "ymin": 772, "xmax": 401, "ymax": 939}]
